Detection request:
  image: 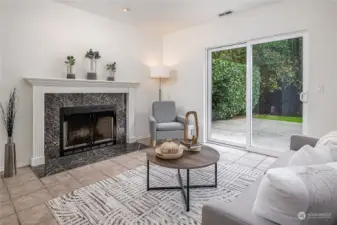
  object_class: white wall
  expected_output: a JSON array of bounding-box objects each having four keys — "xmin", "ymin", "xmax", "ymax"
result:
[
  {"xmin": 0, "ymin": 0, "xmax": 162, "ymax": 169},
  {"xmin": 163, "ymin": 0, "xmax": 337, "ymax": 140}
]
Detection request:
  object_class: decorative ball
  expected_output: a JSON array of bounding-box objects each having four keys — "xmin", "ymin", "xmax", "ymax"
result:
[{"xmin": 160, "ymin": 141, "xmax": 179, "ymax": 154}]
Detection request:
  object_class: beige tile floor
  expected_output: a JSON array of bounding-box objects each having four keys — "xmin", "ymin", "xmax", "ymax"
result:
[
  {"xmin": 0, "ymin": 147, "xmax": 276, "ymax": 225},
  {"xmin": 0, "ymin": 150, "xmax": 147, "ymax": 225}
]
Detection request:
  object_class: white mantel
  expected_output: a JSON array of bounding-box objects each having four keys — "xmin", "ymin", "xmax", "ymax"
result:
[
  {"xmin": 24, "ymin": 77, "xmax": 140, "ymax": 166},
  {"xmin": 25, "ymin": 77, "xmax": 140, "ymax": 88}
]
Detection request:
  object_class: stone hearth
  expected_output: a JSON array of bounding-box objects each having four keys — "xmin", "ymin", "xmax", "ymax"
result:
[{"xmin": 31, "ymin": 142, "xmax": 148, "ymax": 178}]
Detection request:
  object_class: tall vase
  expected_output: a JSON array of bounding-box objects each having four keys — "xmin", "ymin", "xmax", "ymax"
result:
[{"xmin": 4, "ymin": 137, "xmax": 16, "ymax": 178}]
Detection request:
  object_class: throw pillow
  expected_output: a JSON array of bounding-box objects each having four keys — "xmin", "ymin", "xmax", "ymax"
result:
[
  {"xmin": 316, "ymin": 131, "xmax": 337, "ymax": 147},
  {"xmin": 252, "ymin": 162, "xmax": 337, "ymax": 225},
  {"xmin": 288, "ymin": 144, "xmax": 336, "ymax": 166}
]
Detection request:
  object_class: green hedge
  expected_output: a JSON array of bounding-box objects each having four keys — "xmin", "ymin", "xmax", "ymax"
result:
[{"xmin": 212, "ymin": 59, "xmax": 260, "ymax": 120}]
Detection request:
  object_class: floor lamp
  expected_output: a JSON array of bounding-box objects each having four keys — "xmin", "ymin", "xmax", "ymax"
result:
[{"xmin": 150, "ymin": 66, "xmax": 170, "ymax": 101}]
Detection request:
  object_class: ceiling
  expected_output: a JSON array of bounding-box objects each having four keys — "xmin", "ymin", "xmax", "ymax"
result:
[{"xmin": 56, "ymin": 0, "xmax": 282, "ymax": 35}]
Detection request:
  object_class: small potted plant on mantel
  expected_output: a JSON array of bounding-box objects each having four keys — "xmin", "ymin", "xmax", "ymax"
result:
[
  {"xmin": 106, "ymin": 62, "xmax": 116, "ymax": 81},
  {"xmin": 85, "ymin": 49, "xmax": 101, "ymax": 80},
  {"xmin": 65, "ymin": 56, "xmax": 76, "ymax": 79}
]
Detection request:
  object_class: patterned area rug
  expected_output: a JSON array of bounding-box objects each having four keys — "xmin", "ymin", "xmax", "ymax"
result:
[{"xmin": 47, "ymin": 162, "xmax": 263, "ymax": 225}]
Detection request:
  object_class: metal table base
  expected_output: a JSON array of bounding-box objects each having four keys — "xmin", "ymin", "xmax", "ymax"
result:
[{"xmin": 146, "ymin": 160, "xmax": 218, "ymax": 211}]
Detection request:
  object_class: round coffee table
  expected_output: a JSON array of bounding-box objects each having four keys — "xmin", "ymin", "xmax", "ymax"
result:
[{"xmin": 146, "ymin": 145, "xmax": 220, "ymax": 211}]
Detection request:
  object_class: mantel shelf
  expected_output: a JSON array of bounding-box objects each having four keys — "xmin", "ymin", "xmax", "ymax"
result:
[{"xmin": 24, "ymin": 77, "xmax": 140, "ymax": 88}]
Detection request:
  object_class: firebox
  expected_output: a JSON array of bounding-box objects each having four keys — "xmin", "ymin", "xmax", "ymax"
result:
[{"xmin": 59, "ymin": 105, "xmax": 117, "ymax": 156}]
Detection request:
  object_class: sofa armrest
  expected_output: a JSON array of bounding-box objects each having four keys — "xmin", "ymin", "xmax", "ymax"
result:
[
  {"xmin": 202, "ymin": 201, "xmax": 249, "ymax": 225},
  {"xmin": 290, "ymin": 135, "xmax": 319, "ymax": 151},
  {"xmin": 149, "ymin": 116, "xmax": 157, "ymax": 140}
]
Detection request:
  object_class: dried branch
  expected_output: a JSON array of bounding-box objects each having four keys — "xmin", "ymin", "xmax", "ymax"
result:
[{"xmin": 0, "ymin": 88, "xmax": 17, "ymax": 137}]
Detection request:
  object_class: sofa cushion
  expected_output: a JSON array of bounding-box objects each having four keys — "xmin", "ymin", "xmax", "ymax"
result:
[
  {"xmin": 152, "ymin": 101, "xmax": 177, "ymax": 123},
  {"xmin": 156, "ymin": 122, "xmax": 184, "ymax": 131},
  {"xmin": 288, "ymin": 145, "xmax": 337, "ymax": 166},
  {"xmin": 253, "ymin": 162, "xmax": 337, "ymax": 225},
  {"xmin": 316, "ymin": 131, "xmax": 337, "ymax": 147}
]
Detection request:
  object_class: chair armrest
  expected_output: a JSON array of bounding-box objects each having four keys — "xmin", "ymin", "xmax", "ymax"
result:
[
  {"xmin": 176, "ymin": 115, "xmax": 193, "ymax": 125},
  {"xmin": 176, "ymin": 115, "xmax": 185, "ymax": 124},
  {"xmin": 290, "ymin": 135, "xmax": 319, "ymax": 151},
  {"xmin": 149, "ymin": 116, "xmax": 157, "ymax": 139},
  {"xmin": 149, "ymin": 116, "xmax": 156, "ymax": 123}
]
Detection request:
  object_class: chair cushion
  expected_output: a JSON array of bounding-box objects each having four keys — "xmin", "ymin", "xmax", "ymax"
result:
[
  {"xmin": 152, "ymin": 101, "xmax": 176, "ymax": 123},
  {"xmin": 156, "ymin": 122, "xmax": 184, "ymax": 131}
]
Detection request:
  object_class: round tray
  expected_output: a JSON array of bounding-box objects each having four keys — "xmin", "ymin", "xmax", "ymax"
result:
[{"xmin": 155, "ymin": 147, "xmax": 183, "ymax": 160}]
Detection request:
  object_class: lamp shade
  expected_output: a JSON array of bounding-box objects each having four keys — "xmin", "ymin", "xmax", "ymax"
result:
[{"xmin": 150, "ymin": 66, "xmax": 170, "ymax": 78}]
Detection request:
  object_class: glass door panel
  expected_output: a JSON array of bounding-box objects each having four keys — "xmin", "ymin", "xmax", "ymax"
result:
[
  {"xmin": 210, "ymin": 46, "xmax": 247, "ymax": 146},
  {"xmin": 251, "ymin": 37, "xmax": 303, "ymax": 152}
]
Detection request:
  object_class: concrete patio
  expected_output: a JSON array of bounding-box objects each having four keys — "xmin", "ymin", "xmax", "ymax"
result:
[{"xmin": 211, "ymin": 118, "xmax": 302, "ymax": 153}]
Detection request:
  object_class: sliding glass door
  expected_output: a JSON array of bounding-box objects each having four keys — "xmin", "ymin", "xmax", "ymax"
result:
[
  {"xmin": 209, "ymin": 45, "xmax": 247, "ymax": 147},
  {"xmin": 250, "ymin": 37, "xmax": 304, "ymax": 152},
  {"xmin": 207, "ymin": 33, "xmax": 306, "ymax": 154}
]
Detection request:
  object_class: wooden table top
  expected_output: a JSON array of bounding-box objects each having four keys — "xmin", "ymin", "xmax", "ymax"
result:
[{"xmin": 146, "ymin": 145, "xmax": 220, "ymax": 169}]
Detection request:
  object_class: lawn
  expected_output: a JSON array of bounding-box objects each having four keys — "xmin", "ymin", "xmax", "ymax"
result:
[{"xmin": 253, "ymin": 115, "xmax": 302, "ymax": 123}]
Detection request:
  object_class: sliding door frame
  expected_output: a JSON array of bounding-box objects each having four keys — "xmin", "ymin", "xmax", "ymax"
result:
[{"xmin": 205, "ymin": 31, "xmax": 309, "ymax": 156}]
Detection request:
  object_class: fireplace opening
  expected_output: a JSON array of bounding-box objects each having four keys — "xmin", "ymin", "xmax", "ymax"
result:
[{"xmin": 60, "ymin": 105, "xmax": 117, "ymax": 156}]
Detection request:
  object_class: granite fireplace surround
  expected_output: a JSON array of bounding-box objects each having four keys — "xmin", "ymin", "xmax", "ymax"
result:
[
  {"xmin": 31, "ymin": 93, "xmax": 147, "ymax": 178},
  {"xmin": 45, "ymin": 93, "xmax": 126, "ymax": 159}
]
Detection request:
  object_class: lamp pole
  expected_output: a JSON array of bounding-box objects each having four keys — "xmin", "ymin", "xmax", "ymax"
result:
[{"xmin": 159, "ymin": 77, "xmax": 162, "ymax": 101}]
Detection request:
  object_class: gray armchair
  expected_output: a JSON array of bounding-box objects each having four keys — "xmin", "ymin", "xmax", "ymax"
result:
[{"xmin": 149, "ymin": 101, "xmax": 188, "ymax": 147}]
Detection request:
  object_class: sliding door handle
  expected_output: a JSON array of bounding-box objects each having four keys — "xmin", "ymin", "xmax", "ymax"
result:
[{"xmin": 300, "ymin": 92, "xmax": 308, "ymax": 103}]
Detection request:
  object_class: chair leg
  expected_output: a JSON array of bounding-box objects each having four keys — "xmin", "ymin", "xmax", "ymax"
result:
[{"xmin": 152, "ymin": 139, "xmax": 156, "ymax": 147}]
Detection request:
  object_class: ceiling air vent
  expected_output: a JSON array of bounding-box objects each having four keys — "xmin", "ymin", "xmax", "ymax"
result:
[{"xmin": 218, "ymin": 10, "xmax": 233, "ymax": 17}]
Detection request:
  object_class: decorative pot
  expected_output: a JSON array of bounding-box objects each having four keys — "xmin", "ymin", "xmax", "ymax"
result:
[
  {"xmin": 4, "ymin": 137, "xmax": 16, "ymax": 178},
  {"xmin": 67, "ymin": 66, "xmax": 76, "ymax": 79}
]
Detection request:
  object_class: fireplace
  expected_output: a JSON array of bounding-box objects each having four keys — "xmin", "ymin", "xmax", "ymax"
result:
[{"xmin": 60, "ymin": 105, "xmax": 117, "ymax": 156}]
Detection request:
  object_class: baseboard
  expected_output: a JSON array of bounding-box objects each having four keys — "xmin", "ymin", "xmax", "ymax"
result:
[
  {"xmin": 128, "ymin": 136, "xmax": 150, "ymax": 143},
  {"xmin": 205, "ymin": 141, "xmax": 281, "ymax": 157},
  {"xmin": 30, "ymin": 156, "xmax": 45, "ymax": 167},
  {"xmin": 0, "ymin": 162, "xmax": 29, "ymax": 172},
  {"xmin": 133, "ymin": 137, "xmax": 204, "ymax": 143}
]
